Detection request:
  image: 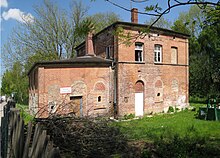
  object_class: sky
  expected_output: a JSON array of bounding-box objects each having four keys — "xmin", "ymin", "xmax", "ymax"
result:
[{"xmin": 0, "ymin": 0, "xmax": 193, "ymax": 82}]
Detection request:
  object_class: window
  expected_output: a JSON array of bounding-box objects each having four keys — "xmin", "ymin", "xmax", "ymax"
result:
[
  {"xmin": 98, "ymin": 96, "xmax": 101, "ymax": 102},
  {"xmin": 171, "ymin": 47, "xmax": 178, "ymax": 64},
  {"xmin": 154, "ymin": 45, "xmax": 162, "ymax": 63},
  {"xmin": 106, "ymin": 46, "xmax": 111, "ymax": 59},
  {"xmin": 135, "ymin": 43, "xmax": 144, "ymax": 62}
]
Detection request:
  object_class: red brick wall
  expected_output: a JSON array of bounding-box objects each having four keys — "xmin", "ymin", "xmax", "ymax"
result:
[
  {"xmin": 33, "ymin": 66, "xmax": 113, "ymax": 118},
  {"xmin": 117, "ymin": 29, "xmax": 189, "ymax": 116},
  {"xmin": 29, "ymin": 24, "xmax": 189, "ymax": 118}
]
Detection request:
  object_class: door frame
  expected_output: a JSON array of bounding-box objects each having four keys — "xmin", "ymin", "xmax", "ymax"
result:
[
  {"xmin": 135, "ymin": 81, "xmax": 144, "ymax": 117},
  {"xmin": 70, "ymin": 96, "xmax": 83, "ymax": 117}
]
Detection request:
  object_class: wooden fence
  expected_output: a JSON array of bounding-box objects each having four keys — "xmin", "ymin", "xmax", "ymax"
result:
[{"xmin": 1, "ymin": 101, "xmax": 61, "ymax": 158}]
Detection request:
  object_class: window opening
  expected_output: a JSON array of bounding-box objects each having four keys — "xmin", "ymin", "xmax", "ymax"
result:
[
  {"xmin": 98, "ymin": 96, "xmax": 101, "ymax": 102},
  {"xmin": 135, "ymin": 43, "xmax": 144, "ymax": 62},
  {"xmin": 154, "ymin": 45, "xmax": 162, "ymax": 63}
]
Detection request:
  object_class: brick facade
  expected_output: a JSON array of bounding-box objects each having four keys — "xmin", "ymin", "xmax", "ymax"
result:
[{"xmin": 29, "ymin": 17, "xmax": 189, "ymax": 118}]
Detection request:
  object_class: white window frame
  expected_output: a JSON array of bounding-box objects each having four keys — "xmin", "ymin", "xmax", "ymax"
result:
[
  {"xmin": 135, "ymin": 43, "xmax": 144, "ymax": 62},
  {"xmin": 154, "ymin": 44, "xmax": 162, "ymax": 63}
]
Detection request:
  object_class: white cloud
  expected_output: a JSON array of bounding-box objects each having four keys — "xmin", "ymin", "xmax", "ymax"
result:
[
  {"xmin": 2, "ymin": 8, "xmax": 34, "ymax": 23},
  {"xmin": 0, "ymin": 0, "xmax": 8, "ymax": 8}
]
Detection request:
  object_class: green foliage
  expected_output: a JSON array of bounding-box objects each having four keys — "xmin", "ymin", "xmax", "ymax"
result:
[
  {"xmin": 16, "ymin": 104, "xmax": 34, "ymax": 124},
  {"xmin": 145, "ymin": 16, "xmax": 171, "ymax": 29},
  {"xmin": 171, "ymin": 19, "xmax": 191, "ymax": 35},
  {"xmin": 167, "ymin": 106, "xmax": 174, "ymax": 113},
  {"xmin": 171, "ymin": 5, "xmax": 220, "ymax": 97},
  {"xmin": 145, "ymin": 4, "xmax": 162, "ymax": 12},
  {"xmin": 123, "ymin": 113, "xmax": 135, "ymax": 120},
  {"xmin": 190, "ymin": 96, "xmax": 207, "ymax": 104},
  {"xmin": 1, "ymin": 1, "xmax": 120, "ymax": 106},
  {"xmin": 1, "ymin": 62, "xmax": 29, "ymax": 104},
  {"xmin": 171, "ymin": 5, "xmax": 204, "ymax": 36},
  {"xmin": 88, "ymin": 12, "xmax": 120, "ymax": 33}
]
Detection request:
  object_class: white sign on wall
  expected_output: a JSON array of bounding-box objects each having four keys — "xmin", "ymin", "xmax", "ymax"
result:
[{"xmin": 60, "ymin": 87, "xmax": 72, "ymax": 94}]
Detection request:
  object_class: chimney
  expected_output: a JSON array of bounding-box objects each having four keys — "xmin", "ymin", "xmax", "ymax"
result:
[
  {"xmin": 85, "ymin": 31, "xmax": 95, "ymax": 56},
  {"xmin": 131, "ymin": 8, "xmax": 138, "ymax": 23}
]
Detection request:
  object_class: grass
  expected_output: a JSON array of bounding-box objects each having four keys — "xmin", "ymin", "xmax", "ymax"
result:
[
  {"xmin": 114, "ymin": 103, "xmax": 220, "ymax": 141},
  {"xmin": 16, "ymin": 104, "xmax": 34, "ymax": 124},
  {"xmin": 113, "ymin": 103, "xmax": 220, "ymax": 157}
]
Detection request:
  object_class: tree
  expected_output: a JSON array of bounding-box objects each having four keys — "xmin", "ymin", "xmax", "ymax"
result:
[
  {"xmin": 1, "ymin": 62, "xmax": 29, "ymax": 104},
  {"xmin": 172, "ymin": 5, "xmax": 204, "ymax": 36},
  {"xmin": 189, "ymin": 5, "xmax": 220, "ymax": 97},
  {"xmin": 106, "ymin": 0, "xmax": 219, "ymax": 27},
  {"xmin": 145, "ymin": 16, "xmax": 171, "ymax": 29},
  {"xmin": 89, "ymin": 12, "xmax": 120, "ymax": 33},
  {"xmin": 171, "ymin": 19, "xmax": 191, "ymax": 35},
  {"xmin": 2, "ymin": 0, "xmax": 89, "ymax": 69}
]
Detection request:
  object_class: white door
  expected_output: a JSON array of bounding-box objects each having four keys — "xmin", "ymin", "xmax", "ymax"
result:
[{"xmin": 135, "ymin": 92, "xmax": 144, "ymax": 116}]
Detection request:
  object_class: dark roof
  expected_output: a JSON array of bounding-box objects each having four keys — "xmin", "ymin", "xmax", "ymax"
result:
[
  {"xmin": 75, "ymin": 21, "xmax": 190, "ymax": 50},
  {"xmin": 28, "ymin": 55, "xmax": 112, "ymax": 75}
]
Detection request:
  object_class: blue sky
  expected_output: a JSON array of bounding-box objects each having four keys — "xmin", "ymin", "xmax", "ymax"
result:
[{"xmin": 0, "ymin": 0, "xmax": 193, "ymax": 79}]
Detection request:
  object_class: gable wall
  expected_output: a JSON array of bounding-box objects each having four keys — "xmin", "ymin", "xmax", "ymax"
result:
[{"xmin": 116, "ymin": 28, "xmax": 189, "ymax": 116}]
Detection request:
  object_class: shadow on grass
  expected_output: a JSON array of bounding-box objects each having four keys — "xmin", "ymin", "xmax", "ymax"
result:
[{"xmin": 142, "ymin": 134, "xmax": 220, "ymax": 158}]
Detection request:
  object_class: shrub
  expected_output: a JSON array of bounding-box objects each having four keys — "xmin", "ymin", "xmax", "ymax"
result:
[
  {"xmin": 123, "ymin": 113, "xmax": 135, "ymax": 120},
  {"xmin": 167, "ymin": 106, "xmax": 174, "ymax": 113},
  {"xmin": 190, "ymin": 96, "xmax": 207, "ymax": 104}
]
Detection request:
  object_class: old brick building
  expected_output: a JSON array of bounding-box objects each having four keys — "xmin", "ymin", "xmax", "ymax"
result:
[{"xmin": 28, "ymin": 9, "xmax": 189, "ymax": 118}]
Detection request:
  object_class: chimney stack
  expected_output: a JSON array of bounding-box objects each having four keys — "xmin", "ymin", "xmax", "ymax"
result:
[
  {"xmin": 85, "ymin": 31, "xmax": 95, "ymax": 56},
  {"xmin": 131, "ymin": 8, "xmax": 138, "ymax": 23}
]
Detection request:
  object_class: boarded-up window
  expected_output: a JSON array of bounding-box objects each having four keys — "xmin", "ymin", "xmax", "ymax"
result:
[
  {"xmin": 171, "ymin": 47, "xmax": 178, "ymax": 64},
  {"xmin": 135, "ymin": 81, "xmax": 144, "ymax": 93},
  {"xmin": 155, "ymin": 80, "xmax": 162, "ymax": 88},
  {"xmin": 95, "ymin": 82, "xmax": 105, "ymax": 91}
]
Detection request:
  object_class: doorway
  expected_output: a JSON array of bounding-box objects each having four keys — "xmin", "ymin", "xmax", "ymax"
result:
[
  {"xmin": 69, "ymin": 96, "xmax": 83, "ymax": 117},
  {"xmin": 135, "ymin": 81, "xmax": 144, "ymax": 116}
]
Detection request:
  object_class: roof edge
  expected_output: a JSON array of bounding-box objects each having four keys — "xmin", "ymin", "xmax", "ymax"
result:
[
  {"xmin": 27, "ymin": 56, "xmax": 113, "ymax": 75},
  {"xmin": 75, "ymin": 21, "xmax": 190, "ymax": 50}
]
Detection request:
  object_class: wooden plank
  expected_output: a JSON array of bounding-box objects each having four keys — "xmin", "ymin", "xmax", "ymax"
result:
[
  {"xmin": 29, "ymin": 123, "xmax": 42, "ymax": 157},
  {"xmin": 48, "ymin": 147, "xmax": 61, "ymax": 158},
  {"xmin": 33, "ymin": 130, "xmax": 47, "ymax": 158},
  {"xmin": 44, "ymin": 139, "xmax": 53, "ymax": 158},
  {"xmin": 1, "ymin": 102, "xmax": 61, "ymax": 158},
  {"xmin": 22, "ymin": 122, "xmax": 33, "ymax": 158}
]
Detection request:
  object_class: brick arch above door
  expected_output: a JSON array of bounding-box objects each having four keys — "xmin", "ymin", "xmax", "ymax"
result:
[{"xmin": 135, "ymin": 80, "xmax": 144, "ymax": 93}]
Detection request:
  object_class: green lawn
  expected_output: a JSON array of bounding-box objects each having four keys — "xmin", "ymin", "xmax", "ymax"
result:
[
  {"xmin": 114, "ymin": 103, "xmax": 220, "ymax": 141},
  {"xmin": 113, "ymin": 103, "xmax": 220, "ymax": 157}
]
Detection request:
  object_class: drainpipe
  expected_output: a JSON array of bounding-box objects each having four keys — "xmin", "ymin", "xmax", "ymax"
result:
[
  {"xmin": 113, "ymin": 35, "xmax": 119, "ymax": 119},
  {"xmin": 113, "ymin": 64, "xmax": 117, "ymax": 118}
]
